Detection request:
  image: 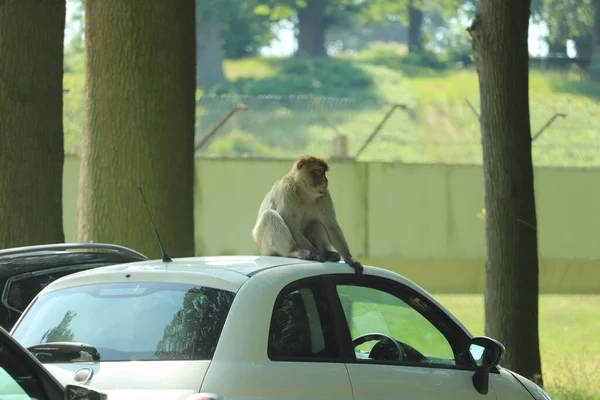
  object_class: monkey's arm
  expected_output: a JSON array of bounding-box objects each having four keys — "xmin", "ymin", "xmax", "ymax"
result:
[{"xmin": 319, "ymin": 194, "xmax": 363, "ymax": 274}]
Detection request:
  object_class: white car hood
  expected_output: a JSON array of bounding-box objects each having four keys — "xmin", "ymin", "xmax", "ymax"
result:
[{"xmin": 44, "ymin": 360, "xmax": 210, "ymax": 395}]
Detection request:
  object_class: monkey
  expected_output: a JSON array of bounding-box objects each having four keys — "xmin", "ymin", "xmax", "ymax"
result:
[{"xmin": 252, "ymin": 155, "xmax": 364, "ymax": 275}]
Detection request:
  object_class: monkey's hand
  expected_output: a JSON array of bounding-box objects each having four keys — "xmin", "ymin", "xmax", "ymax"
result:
[{"xmin": 344, "ymin": 257, "xmax": 364, "ymax": 276}]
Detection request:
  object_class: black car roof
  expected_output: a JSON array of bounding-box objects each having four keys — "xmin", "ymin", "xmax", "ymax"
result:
[{"xmin": 0, "ymin": 243, "xmax": 147, "ymax": 279}]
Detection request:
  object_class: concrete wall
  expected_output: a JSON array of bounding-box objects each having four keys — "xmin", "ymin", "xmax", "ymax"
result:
[{"xmin": 62, "ymin": 155, "xmax": 600, "ymax": 294}]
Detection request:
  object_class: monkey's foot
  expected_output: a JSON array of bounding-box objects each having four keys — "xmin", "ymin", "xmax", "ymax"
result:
[
  {"xmin": 296, "ymin": 248, "xmax": 322, "ymax": 262},
  {"xmin": 322, "ymin": 251, "xmax": 341, "ymax": 262}
]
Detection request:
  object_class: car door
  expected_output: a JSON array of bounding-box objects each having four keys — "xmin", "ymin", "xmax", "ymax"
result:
[
  {"xmin": 324, "ymin": 274, "xmax": 498, "ymax": 400},
  {"xmin": 202, "ymin": 276, "xmax": 354, "ymax": 400},
  {"xmin": 0, "ymin": 326, "xmax": 65, "ymax": 400}
]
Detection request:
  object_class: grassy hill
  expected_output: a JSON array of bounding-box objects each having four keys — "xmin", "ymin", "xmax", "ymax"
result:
[{"xmin": 63, "ymin": 43, "xmax": 600, "ymax": 166}]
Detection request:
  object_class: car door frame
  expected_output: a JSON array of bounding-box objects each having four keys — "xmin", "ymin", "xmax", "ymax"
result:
[
  {"xmin": 321, "ymin": 274, "xmax": 475, "ymax": 368},
  {"xmin": 267, "ymin": 275, "xmax": 357, "ymax": 364},
  {"xmin": 320, "ymin": 273, "xmax": 502, "ymax": 397},
  {"xmin": 0, "ymin": 325, "xmax": 65, "ymax": 399},
  {"xmin": 201, "ymin": 274, "xmax": 356, "ymax": 400}
]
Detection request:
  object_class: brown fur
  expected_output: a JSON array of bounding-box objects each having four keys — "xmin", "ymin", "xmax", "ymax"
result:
[{"xmin": 296, "ymin": 155, "xmax": 329, "ymax": 172}]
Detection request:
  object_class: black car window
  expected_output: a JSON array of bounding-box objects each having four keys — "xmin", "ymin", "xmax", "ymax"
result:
[
  {"xmin": 5, "ymin": 265, "xmax": 98, "ymax": 312},
  {"xmin": 268, "ymin": 279, "xmax": 339, "ymax": 362},
  {"xmin": 327, "ymin": 275, "xmax": 471, "ymax": 369},
  {"xmin": 336, "ymin": 284, "xmax": 456, "ymax": 366},
  {"xmin": 0, "ymin": 338, "xmax": 44, "ymax": 399},
  {"xmin": 12, "ymin": 282, "xmax": 236, "ymax": 362}
]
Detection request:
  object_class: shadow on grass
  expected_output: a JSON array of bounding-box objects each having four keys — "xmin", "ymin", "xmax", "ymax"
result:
[
  {"xmin": 360, "ymin": 55, "xmax": 454, "ymax": 78},
  {"xmin": 549, "ymin": 76, "xmax": 600, "ymax": 101},
  {"xmin": 203, "ymin": 57, "xmax": 384, "ymax": 107}
]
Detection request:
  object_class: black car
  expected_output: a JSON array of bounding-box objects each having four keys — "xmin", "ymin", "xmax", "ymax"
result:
[
  {"xmin": 0, "ymin": 243, "xmax": 147, "ymax": 331},
  {"xmin": 0, "ymin": 324, "xmax": 107, "ymax": 400}
]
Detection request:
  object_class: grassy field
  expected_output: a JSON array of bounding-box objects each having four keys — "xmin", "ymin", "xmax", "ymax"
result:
[
  {"xmin": 434, "ymin": 294, "xmax": 600, "ymax": 400},
  {"xmin": 63, "ymin": 44, "xmax": 600, "ymax": 166}
]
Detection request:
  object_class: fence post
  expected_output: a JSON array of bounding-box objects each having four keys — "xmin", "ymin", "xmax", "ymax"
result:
[{"xmin": 194, "ymin": 104, "xmax": 248, "ymax": 152}]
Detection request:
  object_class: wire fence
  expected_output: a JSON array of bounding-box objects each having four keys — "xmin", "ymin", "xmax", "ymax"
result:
[{"xmin": 64, "ymin": 93, "xmax": 600, "ymax": 167}]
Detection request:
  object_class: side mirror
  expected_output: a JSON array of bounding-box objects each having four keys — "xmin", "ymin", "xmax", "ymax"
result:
[
  {"xmin": 468, "ymin": 336, "xmax": 505, "ymax": 369},
  {"xmin": 468, "ymin": 336, "xmax": 506, "ymax": 395},
  {"xmin": 64, "ymin": 384, "xmax": 108, "ymax": 400}
]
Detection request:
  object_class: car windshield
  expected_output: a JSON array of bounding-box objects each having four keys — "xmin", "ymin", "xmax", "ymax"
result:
[{"xmin": 12, "ymin": 282, "xmax": 235, "ymax": 362}]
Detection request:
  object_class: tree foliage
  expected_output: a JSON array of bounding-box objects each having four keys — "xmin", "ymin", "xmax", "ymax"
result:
[
  {"xmin": 544, "ymin": 0, "xmax": 593, "ymax": 40},
  {"xmin": 198, "ymin": 0, "xmax": 276, "ymax": 59}
]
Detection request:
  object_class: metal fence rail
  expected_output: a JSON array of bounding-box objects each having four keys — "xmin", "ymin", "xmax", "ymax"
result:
[{"xmin": 63, "ymin": 93, "xmax": 600, "ymax": 167}]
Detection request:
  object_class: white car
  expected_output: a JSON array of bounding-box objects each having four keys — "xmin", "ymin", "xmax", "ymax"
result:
[{"xmin": 10, "ymin": 255, "xmax": 551, "ymax": 400}]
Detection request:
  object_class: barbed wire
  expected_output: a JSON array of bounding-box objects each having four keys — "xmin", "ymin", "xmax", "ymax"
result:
[{"xmin": 63, "ymin": 93, "xmax": 600, "ymax": 167}]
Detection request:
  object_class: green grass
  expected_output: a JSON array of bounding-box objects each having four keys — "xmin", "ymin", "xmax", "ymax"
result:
[
  {"xmin": 63, "ymin": 44, "xmax": 600, "ymax": 165},
  {"xmin": 434, "ymin": 294, "xmax": 600, "ymax": 400}
]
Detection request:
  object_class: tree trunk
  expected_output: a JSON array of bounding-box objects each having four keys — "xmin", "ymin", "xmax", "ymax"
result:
[
  {"xmin": 0, "ymin": 0, "xmax": 65, "ymax": 248},
  {"xmin": 591, "ymin": 0, "xmax": 600, "ymax": 81},
  {"xmin": 77, "ymin": 0, "xmax": 196, "ymax": 259},
  {"xmin": 547, "ymin": 40, "xmax": 567, "ymax": 57},
  {"xmin": 467, "ymin": 0, "xmax": 543, "ymax": 387},
  {"xmin": 574, "ymin": 34, "xmax": 592, "ymax": 59},
  {"xmin": 196, "ymin": 0, "xmax": 227, "ymax": 88},
  {"xmin": 296, "ymin": 0, "xmax": 328, "ymax": 57},
  {"xmin": 407, "ymin": 0, "xmax": 424, "ymax": 53}
]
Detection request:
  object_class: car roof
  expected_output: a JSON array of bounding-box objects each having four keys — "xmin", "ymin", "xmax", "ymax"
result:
[
  {"xmin": 39, "ymin": 255, "xmax": 421, "ymax": 295},
  {"xmin": 0, "ymin": 243, "xmax": 148, "ymax": 279},
  {"xmin": 68, "ymin": 255, "xmax": 309, "ymax": 276}
]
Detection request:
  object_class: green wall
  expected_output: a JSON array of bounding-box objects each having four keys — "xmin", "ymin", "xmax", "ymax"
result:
[{"xmin": 62, "ymin": 155, "xmax": 600, "ymax": 294}]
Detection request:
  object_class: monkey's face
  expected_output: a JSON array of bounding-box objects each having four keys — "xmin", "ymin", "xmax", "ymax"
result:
[
  {"xmin": 294, "ymin": 156, "xmax": 330, "ymax": 198},
  {"xmin": 309, "ymin": 167, "xmax": 328, "ymax": 195}
]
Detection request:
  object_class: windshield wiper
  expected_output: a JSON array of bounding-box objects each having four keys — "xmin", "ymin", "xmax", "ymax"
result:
[{"xmin": 27, "ymin": 342, "xmax": 101, "ymax": 363}]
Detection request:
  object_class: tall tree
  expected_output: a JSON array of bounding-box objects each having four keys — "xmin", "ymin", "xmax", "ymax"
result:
[
  {"xmin": 221, "ymin": 1, "xmax": 275, "ymax": 58},
  {"xmin": 296, "ymin": 0, "xmax": 328, "ymax": 56},
  {"xmin": 467, "ymin": 0, "xmax": 543, "ymax": 387},
  {"xmin": 591, "ymin": 0, "xmax": 600, "ymax": 80},
  {"xmin": 543, "ymin": 0, "xmax": 594, "ymax": 59},
  {"xmin": 256, "ymin": 0, "xmax": 367, "ymax": 57},
  {"xmin": 197, "ymin": 0, "xmax": 227, "ymax": 88},
  {"xmin": 407, "ymin": 0, "xmax": 424, "ymax": 53},
  {"xmin": 0, "ymin": 0, "xmax": 66, "ymax": 248},
  {"xmin": 77, "ymin": 0, "xmax": 196, "ymax": 259}
]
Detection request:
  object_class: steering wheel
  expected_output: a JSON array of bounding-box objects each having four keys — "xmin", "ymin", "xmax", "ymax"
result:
[{"xmin": 352, "ymin": 333, "xmax": 406, "ymax": 362}]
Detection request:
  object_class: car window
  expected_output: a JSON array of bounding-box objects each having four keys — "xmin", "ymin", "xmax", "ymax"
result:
[
  {"xmin": 4, "ymin": 264, "xmax": 106, "ymax": 313},
  {"xmin": 268, "ymin": 282, "xmax": 338, "ymax": 361},
  {"xmin": 336, "ymin": 284, "xmax": 456, "ymax": 367},
  {"xmin": 12, "ymin": 282, "xmax": 235, "ymax": 362},
  {"xmin": 0, "ymin": 367, "xmax": 33, "ymax": 399},
  {"xmin": 0, "ymin": 341, "xmax": 42, "ymax": 399}
]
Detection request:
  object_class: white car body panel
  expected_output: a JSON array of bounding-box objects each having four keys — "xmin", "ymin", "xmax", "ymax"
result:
[
  {"xmin": 490, "ymin": 369, "xmax": 541, "ymax": 399},
  {"xmin": 43, "ymin": 361, "xmax": 209, "ymax": 394},
  {"xmin": 344, "ymin": 363, "xmax": 498, "ymax": 400}
]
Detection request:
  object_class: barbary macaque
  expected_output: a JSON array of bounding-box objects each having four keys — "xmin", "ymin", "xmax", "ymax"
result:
[{"xmin": 252, "ymin": 155, "xmax": 364, "ymax": 275}]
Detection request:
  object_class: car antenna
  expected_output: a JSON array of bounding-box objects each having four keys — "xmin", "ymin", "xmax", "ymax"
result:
[{"xmin": 138, "ymin": 185, "xmax": 172, "ymax": 263}]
